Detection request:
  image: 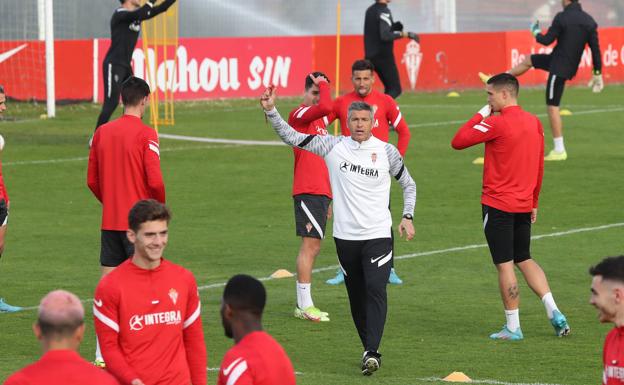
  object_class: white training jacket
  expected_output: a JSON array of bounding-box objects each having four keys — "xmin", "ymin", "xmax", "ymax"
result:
[{"xmin": 266, "ymin": 107, "xmax": 416, "ymax": 241}]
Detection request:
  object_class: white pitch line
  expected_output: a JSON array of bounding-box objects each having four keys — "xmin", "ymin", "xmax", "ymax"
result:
[
  {"xmin": 159, "ymin": 133, "xmax": 285, "ymax": 146},
  {"xmin": 410, "ymin": 107, "xmax": 624, "ymax": 128},
  {"xmin": 14, "ymin": 221, "xmax": 623, "ymax": 312},
  {"xmin": 2, "ymin": 144, "xmax": 242, "ymax": 167},
  {"xmin": 417, "ymin": 377, "xmax": 567, "ymax": 385}
]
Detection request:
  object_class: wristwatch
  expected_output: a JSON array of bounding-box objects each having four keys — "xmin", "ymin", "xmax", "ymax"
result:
[{"xmin": 402, "ymin": 213, "xmax": 413, "ymax": 221}]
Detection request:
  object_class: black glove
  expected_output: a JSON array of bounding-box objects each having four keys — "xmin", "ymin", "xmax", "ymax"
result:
[
  {"xmin": 148, "ymin": 0, "xmax": 157, "ymax": 4},
  {"xmin": 407, "ymin": 32, "xmax": 420, "ymax": 42},
  {"xmin": 391, "ymin": 21, "xmax": 404, "ymax": 32}
]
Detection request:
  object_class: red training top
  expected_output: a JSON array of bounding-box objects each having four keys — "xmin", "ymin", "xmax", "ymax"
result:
[
  {"xmin": 217, "ymin": 331, "xmax": 296, "ymax": 385},
  {"xmin": 287, "ymin": 81, "xmax": 332, "ymax": 198},
  {"xmin": 87, "ymin": 115, "xmax": 165, "ymax": 231},
  {"xmin": 331, "ymin": 89, "xmax": 411, "ymax": 156},
  {"xmin": 93, "ymin": 258, "xmax": 206, "ymax": 385},
  {"xmin": 451, "ymin": 106, "xmax": 544, "ymax": 213},
  {"xmin": 0, "ymin": 160, "xmax": 9, "ymax": 205},
  {"xmin": 603, "ymin": 327, "xmax": 624, "ymax": 385},
  {"xmin": 3, "ymin": 350, "xmax": 120, "ymax": 385}
]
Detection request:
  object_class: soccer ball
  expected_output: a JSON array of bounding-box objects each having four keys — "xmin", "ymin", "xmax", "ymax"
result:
[{"xmin": 0, "ymin": 134, "xmax": 5, "ymax": 151}]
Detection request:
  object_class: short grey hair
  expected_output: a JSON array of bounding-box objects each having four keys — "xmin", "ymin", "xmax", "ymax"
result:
[{"xmin": 347, "ymin": 101, "xmax": 374, "ymax": 122}]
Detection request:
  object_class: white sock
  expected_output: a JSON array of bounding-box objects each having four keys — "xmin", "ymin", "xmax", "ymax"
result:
[
  {"xmin": 505, "ymin": 309, "xmax": 520, "ymax": 332},
  {"xmin": 95, "ymin": 337, "xmax": 103, "ymax": 361},
  {"xmin": 296, "ymin": 282, "xmax": 313, "ymax": 310},
  {"xmin": 541, "ymin": 292, "xmax": 559, "ymax": 319},
  {"xmin": 553, "ymin": 137, "xmax": 565, "ymax": 153}
]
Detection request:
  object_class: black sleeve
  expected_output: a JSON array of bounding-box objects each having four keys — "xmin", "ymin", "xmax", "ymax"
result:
[
  {"xmin": 588, "ymin": 23, "xmax": 602, "ymax": 72},
  {"xmin": 145, "ymin": 0, "xmax": 177, "ymax": 19},
  {"xmin": 536, "ymin": 13, "xmax": 562, "ymax": 46},
  {"xmin": 379, "ymin": 11, "xmax": 402, "ymax": 42},
  {"xmin": 112, "ymin": 0, "xmax": 176, "ymax": 24}
]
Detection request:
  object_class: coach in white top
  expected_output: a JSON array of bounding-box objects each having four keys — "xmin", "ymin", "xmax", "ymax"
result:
[{"xmin": 260, "ymin": 86, "xmax": 416, "ymax": 376}]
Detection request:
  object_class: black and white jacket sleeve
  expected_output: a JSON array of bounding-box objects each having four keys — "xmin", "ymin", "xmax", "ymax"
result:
[
  {"xmin": 265, "ymin": 107, "xmax": 342, "ymax": 158},
  {"xmin": 385, "ymin": 143, "xmax": 416, "ymax": 216}
]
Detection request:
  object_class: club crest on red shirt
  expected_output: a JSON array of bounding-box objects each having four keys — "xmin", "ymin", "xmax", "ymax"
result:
[{"xmin": 169, "ymin": 288, "xmax": 178, "ymax": 305}]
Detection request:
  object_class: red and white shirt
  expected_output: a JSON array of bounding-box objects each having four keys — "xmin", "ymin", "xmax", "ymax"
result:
[
  {"xmin": 331, "ymin": 89, "xmax": 411, "ymax": 156},
  {"xmin": 604, "ymin": 327, "xmax": 624, "ymax": 385},
  {"xmin": 451, "ymin": 106, "xmax": 544, "ymax": 213},
  {"xmin": 287, "ymin": 81, "xmax": 332, "ymax": 198},
  {"xmin": 93, "ymin": 258, "xmax": 206, "ymax": 385},
  {"xmin": 217, "ymin": 331, "xmax": 296, "ymax": 385},
  {"xmin": 87, "ymin": 114, "xmax": 166, "ymax": 231},
  {"xmin": 3, "ymin": 350, "xmax": 120, "ymax": 385},
  {"xmin": 0, "ymin": 160, "xmax": 9, "ymax": 206}
]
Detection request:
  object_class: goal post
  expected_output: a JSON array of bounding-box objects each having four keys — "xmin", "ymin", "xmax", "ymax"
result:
[{"xmin": 141, "ymin": 0, "xmax": 179, "ymax": 130}]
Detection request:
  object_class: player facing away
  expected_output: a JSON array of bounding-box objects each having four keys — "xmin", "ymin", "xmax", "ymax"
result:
[
  {"xmin": 452, "ymin": 73, "xmax": 570, "ymax": 340},
  {"xmin": 95, "ymin": 0, "xmax": 177, "ymax": 132},
  {"xmin": 0, "ymin": 85, "xmax": 21, "ymax": 313},
  {"xmin": 288, "ymin": 72, "xmax": 333, "ymax": 323},
  {"xmin": 217, "ymin": 275, "xmax": 296, "ymax": 385},
  {"xmin": 480, "ymin": 0, "xmax": 602, "ymax": 161},
  {"xmin": 326, "ymin": 59, "xmax": 411, "ymax": 286},
  {"xmin": 3, "ymin": 290, "xmax": 120, "ymax": 385},
  {"xmin": 87, "ymin": 76, "xmax": 166, "ymax": 366},
  {"xmin": 589, "ymin": 256, "xmax": 624, "ymax": 385},
  {"xmin": 261, "ymin": 88, "xmax": 416, "ymax": 376},
  {"xmin": 93, "ymin": 200, "xmax": 206, "ymax": 385},
  {"xmin": 364, "ymin": 0, "xmax": 420, "ymax": 99}
]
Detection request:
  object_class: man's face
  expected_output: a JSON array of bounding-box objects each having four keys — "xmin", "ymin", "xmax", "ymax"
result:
[
  {"xmin": 590, "ymin": 275, "xmax": 620, "ymax": 324},
  {"xmin": 561, "ymin": 0, "xmax": 571, "ymax": 9},
  {"xmin": 303, "ymin": 84, "xmax": 320, "ymax": 106},
  {"xmin": 0, "ymin": 93, "xmax": 6, "ymax": 114},
  {"xmin": 128, "ymin": 0, "xmax": 141, "ymax": 8},
  {"xmin": 486, "ymin": 84, "xmax": 506, "ymax": 112},
  {"xmin": 127, "ymin": 220, "xmax": 168, "ymax": 264},
  {"xmin": 220, "ymin": 301, "xmax": 233, "ymax": 338},
  {"xmin": 352, "ymin": 70, "xmax": 374, "ymax": 97},
  {"xmin": 348, "ymin": 110, "xmax": 373, "ymax": 142}
]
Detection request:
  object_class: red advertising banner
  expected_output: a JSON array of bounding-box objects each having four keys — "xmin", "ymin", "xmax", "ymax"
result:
[
  {"xmin": 96, "ymin": 36, "xmax": 313, "ymax": 102},
  {"xmin": 1, "ymin": 28, "xmax": 622, "ymax": 102}
]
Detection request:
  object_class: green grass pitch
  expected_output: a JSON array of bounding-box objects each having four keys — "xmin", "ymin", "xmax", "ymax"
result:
[{"xmin": 0, "ymin": 85, "xmax": 622, "ymax": 384}]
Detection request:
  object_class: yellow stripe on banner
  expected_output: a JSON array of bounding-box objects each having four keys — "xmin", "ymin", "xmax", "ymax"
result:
[{"xmin": 333, "ymin": 0, "xmax": 341, "ymax": 136}]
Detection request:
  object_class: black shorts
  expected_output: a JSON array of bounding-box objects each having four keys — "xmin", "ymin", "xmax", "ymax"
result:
[
  {"xmin": 100, "ymin": 230, "xmax": 134, "ymax": 267},
  {"xmin": 0, "ymin": 199, "xmax": 8, "ymax": 226},
  {"xmin": 293, "ymin": 194, "xmax": 331, "ymax": 239},
  {"xmin": 531, "ymin": 54, "xmax": 566, "ymax": 106},
  {"xmin": 482, "ymin": 205, "xmax": 532, "ymax": 265}
]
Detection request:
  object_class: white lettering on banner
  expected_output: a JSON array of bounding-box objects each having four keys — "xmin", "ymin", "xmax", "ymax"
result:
[
  {"xmin": 248, "ymin": 56, "xmax": 291, "ymax": 90},
  {"xmin": 133, "ymin": 46, "xmax": 290, "ymax": 94},
  {"xmin": 579, "ymin": 47, "xmax": 592, "ymax": 68},
  {"xmin": 604, "ymin": 44, "xmax": 619, "ymax": 67}
]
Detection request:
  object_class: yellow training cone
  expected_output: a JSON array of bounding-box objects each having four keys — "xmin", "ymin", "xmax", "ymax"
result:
[
  {"xmin": 270, "ymin": 269, "xmax": 294, "ymax": 279},
  {"xmin": 447, "ymin": 91, "xmax": 460, "ymax": 97},
  {"xmin": 443, "ymin": 371, "xmax": 472, "ymax": 382},
  {"xmin": 559, "ymin": 109, "xmax": 573, "ymax": 116},
  {"xmin": 472, "ymin": 157, "xmax": 484, "ymax": 165}
]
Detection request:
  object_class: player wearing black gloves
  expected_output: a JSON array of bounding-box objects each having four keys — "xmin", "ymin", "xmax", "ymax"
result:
[
  {"xmin": 364, "ymin": 0, "xmax": 419, "ymax": 99},
  {"xmin": 94, "ymin": 0, "xmax": 177, "ymax": 133}
]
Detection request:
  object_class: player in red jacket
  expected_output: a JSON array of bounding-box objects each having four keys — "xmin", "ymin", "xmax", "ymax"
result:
[
  {"xmin": 87, "ymin": 76, "xmax": 165, "ymax": 364},
  {"xmin": 3, "ymin": 290, "xmax": 120, "ymax": 385},
  {"xmin": 288, "ymin": 72, "xmax": 333, "ymax": 322},
  {"xmin": 93, "ymin": 200, "xmax": 206, "ymax": 385},
  {"xmin": 326, "ymin": 59, "xmax": 411, "ymax": 286},
  {"xmin": 0, "ymin": 85, "xmax": 21, "ymax": 313},
  {"xmin": 590, "ymin": 255, "xmax": 624, "ymax": 385},
  {"xmin": 218, "ymin": 275, "xmax": 296, "ymax": 385},
  {"xmin": 452, "ymin": 73, "xmax": 569, "ymax": 341}
]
